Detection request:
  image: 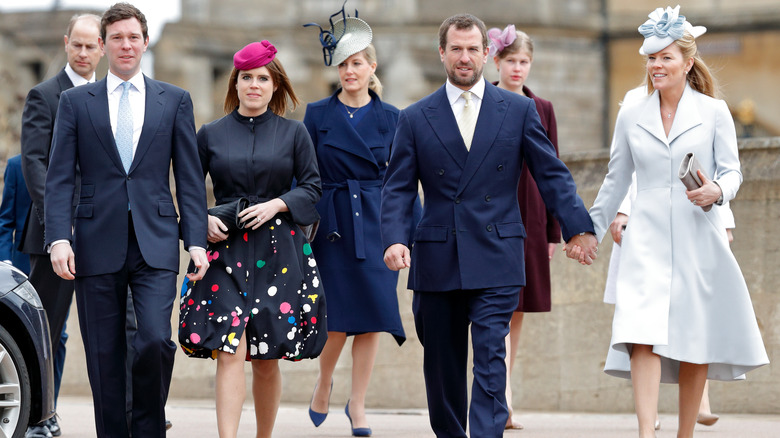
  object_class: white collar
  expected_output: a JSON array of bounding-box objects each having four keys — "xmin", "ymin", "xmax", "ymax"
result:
[
  {"xmin": 445, "ymin": 77, "xmax": 485, "ymax": 105},
  {"xmin": 64, "ymin": 63, "xmax": 95, "ymax": 87},
  {"xmin": 107, "ymin": 70, "xmax": 146, "ymax": 94}
]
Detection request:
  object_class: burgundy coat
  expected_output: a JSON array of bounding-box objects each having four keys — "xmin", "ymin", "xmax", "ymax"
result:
[{"xmin": 514, "ymin": 85, "xmax": 561, "ymax": 312}]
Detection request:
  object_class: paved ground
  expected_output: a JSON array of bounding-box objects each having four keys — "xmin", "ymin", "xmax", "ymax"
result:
[{"xmin": 54, "ymin": 396, "xmax": 780, "ymax": 437}]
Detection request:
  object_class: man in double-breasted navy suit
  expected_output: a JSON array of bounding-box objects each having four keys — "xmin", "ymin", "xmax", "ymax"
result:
[
  {"xmin": 381, "ymin": 14, "xmax": 598, "ymax": 437},
  {"xmin": 45, "ymin": 4, "xmax": 209, "ymax": 437}
]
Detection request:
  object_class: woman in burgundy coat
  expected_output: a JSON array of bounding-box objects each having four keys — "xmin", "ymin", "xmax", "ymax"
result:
[{"xmin": 489, "ymin": 25, "xmax": 562, "ymax": 430}]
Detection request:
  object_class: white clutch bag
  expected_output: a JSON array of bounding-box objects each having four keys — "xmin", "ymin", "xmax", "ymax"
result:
[{"xmin": 678, "ymin": 152, "xmax": 712, "ymax": 212}]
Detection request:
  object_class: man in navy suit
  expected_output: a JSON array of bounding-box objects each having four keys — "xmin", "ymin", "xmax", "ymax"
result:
[
  {"xmin": 0, "ymin": 154, "xmax": 32, "ymax": 274},
  {"xmin": 381, "ymin": 14, "xmax": 598, "ymax": 437},
  {"xmin": 44, "ymin": 4, "xmax": 209, "ymax": 437}
]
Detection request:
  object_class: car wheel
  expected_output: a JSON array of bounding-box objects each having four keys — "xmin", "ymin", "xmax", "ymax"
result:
[{"xmin": 0, "ymin": 325, "xmax": 30, "ymax": 438}]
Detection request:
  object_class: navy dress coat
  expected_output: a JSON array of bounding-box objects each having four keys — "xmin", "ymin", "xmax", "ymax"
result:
[
  {"xmin": 303, "ymin": 90, "xmax": 406, "ymax": 345},
  {"xmin": 0, "ymin": 155, "xmax": 32, "ymax": 273}
]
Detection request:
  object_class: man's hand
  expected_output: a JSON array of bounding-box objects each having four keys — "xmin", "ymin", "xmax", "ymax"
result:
[
  {"xmin": 609, "ymin": 213, "xmax": 629, "ymax": 245},
  {"xmin": 187, "ymin": 248, "xmax": 210, "ymax": 281},
  {"xmin": 50, "ymin": 242, "xmax": 76, "ymax": 280},
  {"xmin": 383, "ymin": 243, "xmax": 411, "ymax": 271},
  {"xmin": 564, "ymin": 233, "xmax": 598, "ymax": 265}
]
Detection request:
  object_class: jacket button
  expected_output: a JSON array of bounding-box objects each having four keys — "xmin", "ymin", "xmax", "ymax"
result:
[
  {"xmin": 454, "ymin": 198, "xmax": 461, "ymax": 204},
  {"xmin": 127, "ymin": 176, "xmax": 132, "ymax": 180},
  {"xmin": 486, "ymin": 225, "xmax": 493, "ymax": 232},
  {"xmin": 497, "ymin": 164, "xmax": 504, "ymax": 171},
  {"xmin": 438, "ymin": 169, "xmax": 445, "ymax": 175},
  {"xmin": 485, "ymin": 195, "xmax": 491, "ymax": 202}
]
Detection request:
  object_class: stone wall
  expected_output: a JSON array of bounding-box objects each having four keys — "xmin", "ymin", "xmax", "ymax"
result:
[{"xmin": 54, "ymin": 137, "xmax": 780, "ymax": 414}]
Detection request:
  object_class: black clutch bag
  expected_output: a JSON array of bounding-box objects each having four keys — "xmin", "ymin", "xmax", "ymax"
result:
[
  {"xmin": 678, "ymin": 152, "xmax": 712, "ymax": 212},
  {"xmin": 208, "ymin": 198, "xmax": 250, "ymax": 231}
]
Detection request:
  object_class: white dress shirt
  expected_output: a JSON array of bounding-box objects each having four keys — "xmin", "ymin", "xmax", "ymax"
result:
[
  {"xmin": 107, "ymin": 71, "xmax": 146, "ymax": 159},
  {"xmin": 445, "ymin": 77, "xmax": 485, "ymax": 120},
  {"xmin": 64, "ymin": 63, "xmax": 95, "ymax": 86}
]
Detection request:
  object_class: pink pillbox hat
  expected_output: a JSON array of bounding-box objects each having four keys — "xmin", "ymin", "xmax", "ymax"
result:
[{"xmin": 233, "ymin": 40, "xmax": 277, "ymax": 70}]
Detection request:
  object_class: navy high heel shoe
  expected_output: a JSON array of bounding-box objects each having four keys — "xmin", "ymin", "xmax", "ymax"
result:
[
  {"xmin": 308, "ymin": 379, "xmax": 333, "ymax": 427},
  {"xmin": 345, "ymin": 400, "xmax": 372, "ymax": 437}
]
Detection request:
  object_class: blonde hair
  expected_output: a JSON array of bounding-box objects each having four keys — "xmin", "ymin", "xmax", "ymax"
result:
[
  {"xmin": 495, "ymin": 30, "xmax": 534, "ymax": 60},
  {"xmin": 645, "ymin": 32, "xmax": 720, "ymax": 99},
  {"xmin": 340, "ymin": 44, "xmax": 383, "ymax": 98},
  {"xmin": 223, "ymin": 57, "xmax": 300, "ymax": 116}
]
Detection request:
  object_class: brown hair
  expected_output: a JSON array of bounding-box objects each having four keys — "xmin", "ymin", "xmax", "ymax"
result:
[
  {"xmin": 223, "ymin": 57, "xmax": 300, "ymax": 116},
  {"xmin": 67, "ymin": 13, "xmax": 101, "ymax": 39},
  {"xmin": 438, "ymin": 14, "xmax": 488, "ymax": 51},
  {"xmin": 100, "ymin": 2, "xmax": 148, "ymax": 42},
  {"xmin": 495, "ymin": 30, "xmax": 534, "ymax": 60},
  {"xmin": 645, "ymin": 32, "xmax": 720, "ymax": 99}
]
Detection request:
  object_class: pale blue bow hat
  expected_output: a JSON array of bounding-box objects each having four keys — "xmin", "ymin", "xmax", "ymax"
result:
[{"xmin": 638, "ymin": 5, "xmax": 706, "ymax": 55}]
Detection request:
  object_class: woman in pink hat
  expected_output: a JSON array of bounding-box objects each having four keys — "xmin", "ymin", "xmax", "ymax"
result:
[
  {"xmin": 488, "ymin": 24, "xmax": 561, "ymax": 431},
  {"xmin": 178, "ymin": 40, "xmax": 327, "ymax": 438}
]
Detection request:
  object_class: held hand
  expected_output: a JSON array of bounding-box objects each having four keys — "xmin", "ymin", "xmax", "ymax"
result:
[
  {"xmin": 239, "ymin": 199, "xmax": 286, "ymax": 230},
  {"xmin": 207, "ymin": 215, "xmax": 229, "ymax": 243},
  {"xmin": 547, "ymin": 243, "xmax": 558, "ymax": 261},
  {"xmin": 186, "ymin": 248, "xmax": 210, "ymax": 281},
  {"xmin": 564, "ymin": 233, "xmax": 598, "ymax": 265},
  {"xmin": 50, "ymin": 243, "xmax": 76, "ymax": 280},
  {"xmin": 609, "ymin": 213, "xmax": 629, "ymax": 245},
  {"xmin": 686, "ymin": 170, "xmax": 722, "ymax": 208},
  {"xmin": 383, "ymin": 243, "xmax": 411, "ymax": 271}
]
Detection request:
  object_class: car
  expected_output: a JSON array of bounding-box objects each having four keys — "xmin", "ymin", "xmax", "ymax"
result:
[{"xmin": 0, "ymin": 261, "xmax": 54, "ymax": 438}]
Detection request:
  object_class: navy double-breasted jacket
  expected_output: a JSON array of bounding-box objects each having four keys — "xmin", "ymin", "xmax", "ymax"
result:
[{"xmin": 381, "ymin": 80, "xmax": 594, "ymax": 292}]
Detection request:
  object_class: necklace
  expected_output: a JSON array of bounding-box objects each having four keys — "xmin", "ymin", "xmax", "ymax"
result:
[
  {"xmin": 666, "ymin": 112, "xmax": 672, "ymax": 119},
  {"xmin": 344, "ymin": 105, "xmax": 361, "ymax": 118}
]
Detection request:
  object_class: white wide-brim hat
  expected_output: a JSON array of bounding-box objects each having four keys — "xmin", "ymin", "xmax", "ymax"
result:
[
  {"xmin": 638, "ymin": 5, "xmax": 706, "ymax": 55},
  {"xmin": 331, "ymin": 17, "xmax": 373, "ymax": 66}
]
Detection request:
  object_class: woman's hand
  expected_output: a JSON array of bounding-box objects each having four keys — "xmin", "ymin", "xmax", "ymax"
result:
[
  {"xmin": 686, "ymin": 170, "xmax": 722, "ymax": 208},
  {"xmin": 238, "ymin": 199, "xmax": 288, "ymax": 230},
  {"xmin": 609, "ymin": 213, "xmax": 629, "ymax": 245},
  {"xmin": 207, "ymin": 215, "xmax": 229, "ymax": 243}
]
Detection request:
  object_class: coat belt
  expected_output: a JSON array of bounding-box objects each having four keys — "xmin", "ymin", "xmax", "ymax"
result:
[{"xmin": 321, "ymin": 179, "xmax": 381, "ymax": 260}]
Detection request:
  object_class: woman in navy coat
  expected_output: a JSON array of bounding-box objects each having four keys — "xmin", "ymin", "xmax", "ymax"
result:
[
  {"xmin": 303, "ymin": 11, "xmax": 408, "ymax": 437},
  {"xmin": 489, "ymin": 25, "xmax": 562, "ymax": 430}
]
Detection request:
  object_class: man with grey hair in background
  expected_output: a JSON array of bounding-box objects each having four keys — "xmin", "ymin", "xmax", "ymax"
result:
[{"xmin": 20, "ymin": 13, "xmax": 103, "ymax": 438}]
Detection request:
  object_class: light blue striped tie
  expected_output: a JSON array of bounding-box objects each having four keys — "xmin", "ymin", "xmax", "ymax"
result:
[{"xmin": 116, "ymin": 81, "xmax": 133, "ymax": 173}]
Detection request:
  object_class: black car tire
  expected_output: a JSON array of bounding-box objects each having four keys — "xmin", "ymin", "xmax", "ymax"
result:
[{"xmin": 0, "ymin": 324, "xmax": 31, "ymax": 438}]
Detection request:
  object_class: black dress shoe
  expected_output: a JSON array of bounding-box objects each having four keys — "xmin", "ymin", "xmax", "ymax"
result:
[
  {"xmin": 45, "ymin": 416, "xmax": 61, "ymax": 437},
  {"xmin": 25, "ymin": 424, "xmax": 52, "ymax": 438},
  {"xmin": 165, "ymin": 420, "xmax": 173, "ymax": 430}
]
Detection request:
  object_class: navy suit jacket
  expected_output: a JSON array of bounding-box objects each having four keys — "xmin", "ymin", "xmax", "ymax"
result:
[
  {"xmin": 19, "ymin": 68, "xmax": 75, "ymax": 256},
  {"xmin": 381, "ymin": 80, "xmax": 594, "ymax": 291},
  {"xmin": 0, "ymin": 155, "xmax": 32, "ymax": 273},
  {"xmin": 45, "ymin": 75, "xmax": 207, "ymax": 276}
]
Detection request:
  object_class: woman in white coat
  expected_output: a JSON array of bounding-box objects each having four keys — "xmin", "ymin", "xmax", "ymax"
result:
[{"xmin": 586, "ymin": 6, "xmax": 769, "ymax": 438}]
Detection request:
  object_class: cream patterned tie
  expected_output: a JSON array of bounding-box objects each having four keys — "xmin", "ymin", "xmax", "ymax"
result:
[
  {"xmin": 115, "ymin": 81, "xmax": 133, "ymax": 173},
  {"xmin": 457, "ymin": 91, "xmax": 477, "ymax": 151}
]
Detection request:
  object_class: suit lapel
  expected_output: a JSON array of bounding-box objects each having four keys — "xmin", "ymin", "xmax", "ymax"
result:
[
  {"xmin": 131, "ymin": 76, "xmax": 165, "ymax": 173},
  {"xmin": 457, "ymin": 82, "xmax": 507, "ymax": 193},
  {"xmin": 56, "ymin": 69, "xmax": 74, "ymax": 97},
  {"xmin": 86, "ymin": 78, "xmax": 126, "ymax": 173},
  {"xmin": 422, "ymin": 86, "xmax": 468, "ymax": 169},
  {"xmin": 667, "ymin": 84, "xmax": 702, "ymax": 144}
]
